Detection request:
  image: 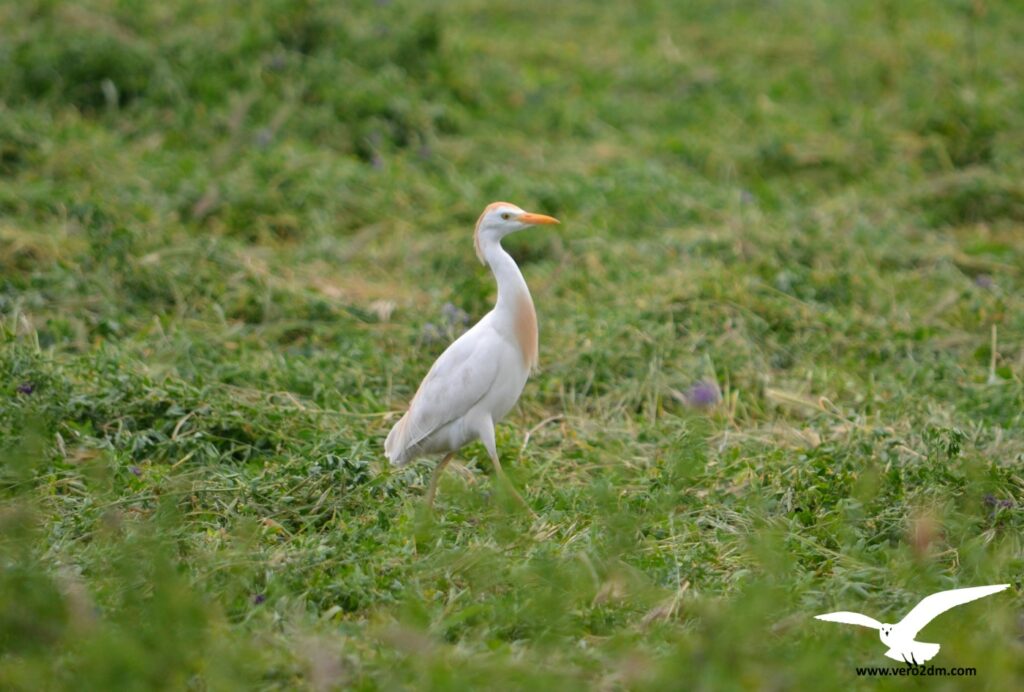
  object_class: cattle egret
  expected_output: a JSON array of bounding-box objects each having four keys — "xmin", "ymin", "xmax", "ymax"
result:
[{"xmin": 385, "ymin": 202, "xmax": 559, "ymax": 510}]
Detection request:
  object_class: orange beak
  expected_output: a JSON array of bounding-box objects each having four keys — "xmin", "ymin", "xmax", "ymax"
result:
[{"xmin": 519, "ymin": 212, "xmax": 560, "ymax": 226}]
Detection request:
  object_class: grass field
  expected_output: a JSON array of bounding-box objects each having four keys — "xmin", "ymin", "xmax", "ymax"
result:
[{"xmin": 2, "ymin": 0, "xmax": 1023, "ymax": 689}]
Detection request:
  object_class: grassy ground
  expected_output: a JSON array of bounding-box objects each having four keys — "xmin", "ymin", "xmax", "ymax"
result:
[{"xmin": 2, "ymin": 0, "xmax": 1023, "ymax": 689}]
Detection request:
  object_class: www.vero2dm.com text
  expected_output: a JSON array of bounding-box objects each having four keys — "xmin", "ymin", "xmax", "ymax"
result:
[{"xmin": 856, "ymin": 665, "xmax": 976, "ymax": 677}]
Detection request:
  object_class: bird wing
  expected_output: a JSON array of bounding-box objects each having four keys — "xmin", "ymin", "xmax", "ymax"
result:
[
  {"xmin": 815, "ymin": 612, "xmax": 883, "ymax": 629},
  {"xmin": 386, "ymin": 323, "xmax": 504, "ymax": 461},
  {"xmin": 895, "ymin": 584, "xmax": 1010, "ymax": 640}
]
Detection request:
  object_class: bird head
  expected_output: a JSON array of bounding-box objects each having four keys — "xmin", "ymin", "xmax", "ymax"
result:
[
  {"xmin": 474, "ymin": 202, "xmax": 560, "ymax": 264},
  {"xmin": 879, "ymin": 624, "xmax": 894, "ymax": 642}
]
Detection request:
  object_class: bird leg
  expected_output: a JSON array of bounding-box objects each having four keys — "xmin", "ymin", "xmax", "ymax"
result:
[
  {"xmin": 425, "ymin": 452, "xmax": 455, "ymax": 510},
  {"xmin": 488, "ymin": 450, "xmax": 534, "ymax": 517},
  {"xmin": 477, "ymin": 419, "xmax": 534, "ymax": 517}
]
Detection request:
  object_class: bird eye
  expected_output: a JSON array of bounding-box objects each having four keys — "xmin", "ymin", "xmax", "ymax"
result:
[{"xmin": 500, "ymin": 213, "xmax": 511, "ymax": 220}]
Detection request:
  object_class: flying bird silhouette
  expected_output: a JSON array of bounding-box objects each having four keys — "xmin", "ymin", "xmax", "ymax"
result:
[{"xmin": 815, "ymin": 584, "xmax": 1010, "ymax": 665}]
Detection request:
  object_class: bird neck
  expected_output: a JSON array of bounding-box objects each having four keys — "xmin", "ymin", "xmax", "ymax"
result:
[
  {"xmin": 482, "ymin": 238, "xmax": 531, "ymax": 311},
  {"xmin": 482, "ymin": 237, "xmax": 538, "ymax": 368}
]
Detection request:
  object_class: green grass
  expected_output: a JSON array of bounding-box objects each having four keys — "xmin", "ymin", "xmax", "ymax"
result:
[{"xmin": 2, "ymin": 0, "xmax": 1023, "ymax": 688}]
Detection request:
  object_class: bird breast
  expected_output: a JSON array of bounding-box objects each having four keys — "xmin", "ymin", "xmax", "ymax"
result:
[
  {"xmin": 478, "ymin": 348, "xmax": 530, "ymax": 424},
  {"xmin": 513, "ymin": 290, "xmax": 538, "ymax": 369}
]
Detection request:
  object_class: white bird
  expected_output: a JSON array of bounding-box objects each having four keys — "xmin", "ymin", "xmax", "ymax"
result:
[
  {"xmin": 385, "ymin": 202, "xmax": 560, "ymax": 509},
  {"xmin": 815, "ymin": 583, "xmax": 1010, "ymax": 665}
]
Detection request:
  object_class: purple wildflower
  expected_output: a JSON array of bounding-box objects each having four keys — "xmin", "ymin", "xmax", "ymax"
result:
[
  {"xmin": 16, "ymin": 382, "xmax": 34, "ymax": 395},
  {"xmin": 129, "ymin": 466, "xmax": 142, "ymax": 478},
  {"xmin": 974, "ymin": 275, "xmax": 994, "ymax": 289},
  {"xmin": 687, "ymin": 381, "xmax": 721, "ymax": 408},
  {"xmin": 253, "ymin": 593, "xmax": 266, "ymax": 605},
  {"xmin": 984, "ymin": 494, "xmax": 1014, "ymax": 510}
]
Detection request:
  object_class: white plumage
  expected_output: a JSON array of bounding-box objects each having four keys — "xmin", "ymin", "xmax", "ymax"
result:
[
  {"xmin": 816, "ymin": 583, "xmax": 1010, "ymax": 664},
  {"xmin": 385, "ymin": 202, "xmax": 559, "ymax": 508}
]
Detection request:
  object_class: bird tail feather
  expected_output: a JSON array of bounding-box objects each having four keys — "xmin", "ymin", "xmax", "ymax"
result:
[
  {"xmin": 914, "ymin": 642, "xmax": 940, "ymax": 663},
  {"xmin": 885, "ymin": 642, "xmax": 940, "ymax": 664},
  {"xmin": 384, "ymin": 414, "xmax": 412, "ymax": 467}
]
